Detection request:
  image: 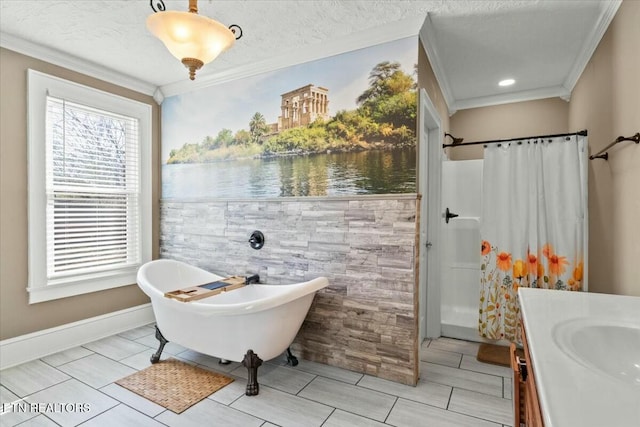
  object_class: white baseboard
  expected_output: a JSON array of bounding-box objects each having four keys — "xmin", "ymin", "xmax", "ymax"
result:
[{"xmin": 0, "ymin": 304, "xmax": 155, "ymax": 370}]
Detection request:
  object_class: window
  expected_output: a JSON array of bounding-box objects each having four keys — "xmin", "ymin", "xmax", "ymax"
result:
[{"xmin": 28, "ymin": 70, "xmax": 152, "ymax": 303}]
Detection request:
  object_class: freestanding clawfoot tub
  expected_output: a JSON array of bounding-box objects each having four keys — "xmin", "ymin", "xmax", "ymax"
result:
[{"xmin": 137, "ymin": 259, "xmax": 328, "ymax": 395}]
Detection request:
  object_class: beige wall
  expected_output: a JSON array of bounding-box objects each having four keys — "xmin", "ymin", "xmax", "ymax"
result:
[
  {"xmin": 442, "ymin": 0, "xmax": 638, "ymax": 296},
  {"xmin": 568, "ymin": 0, "xmax": 639, "ymax": 296},
  {"xmin": 448, "ymin": 98, "xmax": 569, "ymax": 160},
  {"xmin": 0, "ymin": 48, "xmax": 160, "ymax": 340},
  {"xmin": 417, "ymin": 38, "xmax": 450, "ymax": 136}
]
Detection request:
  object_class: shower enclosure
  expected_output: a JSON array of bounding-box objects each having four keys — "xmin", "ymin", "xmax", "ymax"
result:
[{"xmin": 439, "ymin": 159, "xmax": 483, "ymax": 342}]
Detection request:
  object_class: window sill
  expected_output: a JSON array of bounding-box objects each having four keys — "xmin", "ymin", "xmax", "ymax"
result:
[{"xmin": 27, "ymin": 268, "xmax": 140, "ymax": 304}]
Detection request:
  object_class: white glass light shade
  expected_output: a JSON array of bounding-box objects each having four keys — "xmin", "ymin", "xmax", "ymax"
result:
[{"xmin": 146, "ymin": 11, "xmax": 235, "ymax": 64}]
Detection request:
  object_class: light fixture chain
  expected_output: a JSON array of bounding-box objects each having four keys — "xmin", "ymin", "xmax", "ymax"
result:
[
  {"xmin": 229, "ymin": 24, "xmax": 243, "ymax": 40},
  {"xmin": 149, "ymin": 0, "xmax": 166, "ymax": 13}
]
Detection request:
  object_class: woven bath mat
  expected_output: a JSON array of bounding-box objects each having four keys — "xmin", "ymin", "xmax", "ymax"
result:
[
  {"xmin": 476, "ymin": 343, "xmax": 522, "ymax": 366},
  {"xmin": 116, "ymin": 358, "xmax": 234, "ymax": 413}
]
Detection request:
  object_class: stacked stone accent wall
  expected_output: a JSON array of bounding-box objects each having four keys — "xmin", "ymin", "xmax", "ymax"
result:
[{"xmin": 160, "ymin": 195, "xmax": 419, "ymax": 385}]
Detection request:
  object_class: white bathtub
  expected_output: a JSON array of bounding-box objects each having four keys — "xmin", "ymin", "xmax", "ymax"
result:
[{"xmin": 137, "ymin": 259, "xmax": 328, "ymax": 394}]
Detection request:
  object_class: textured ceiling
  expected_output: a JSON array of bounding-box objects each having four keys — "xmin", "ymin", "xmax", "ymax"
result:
[{"xmin": 0, "ymin": 0, "xmax": 618, "ymax": 109}]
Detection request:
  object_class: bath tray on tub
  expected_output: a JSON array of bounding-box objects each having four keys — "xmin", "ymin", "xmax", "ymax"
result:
[{"xmin": 164, "ymin": 276, "xmax": 246, "ymax": 302}]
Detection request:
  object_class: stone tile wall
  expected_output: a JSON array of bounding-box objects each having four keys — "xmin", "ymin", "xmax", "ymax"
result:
[{"xmin": 160, "ymin": 195, "xmax": 419, "ymax": 385}]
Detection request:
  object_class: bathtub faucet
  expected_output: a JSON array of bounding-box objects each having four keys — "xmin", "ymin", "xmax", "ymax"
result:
[{"xmin": 245, "ymin": 274, "xmax": 260, "ymax": 285}]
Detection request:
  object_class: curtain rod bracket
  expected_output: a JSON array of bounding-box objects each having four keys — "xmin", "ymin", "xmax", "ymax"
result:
[{"xmin": 589, "ymin": 132, "xmax": 639, "ymax": 160}]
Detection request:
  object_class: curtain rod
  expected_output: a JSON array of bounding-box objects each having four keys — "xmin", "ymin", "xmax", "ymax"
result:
[{"xmin": 442, "ymin": 129, "xmax": 588, "ymax": 149}]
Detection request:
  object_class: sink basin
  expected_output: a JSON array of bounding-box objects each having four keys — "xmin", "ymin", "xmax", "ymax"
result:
[{"xmin": 553, "ymin": 319, "xmax": 640, "ymax": 387}]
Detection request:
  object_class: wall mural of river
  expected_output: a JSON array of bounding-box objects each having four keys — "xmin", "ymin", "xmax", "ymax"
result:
[
  {"xmin": 162, "ymin": 147, "xmax": 416, "ymax": 198},
  {"xmin": 161, "ymin": 37, "xmax": 418, "ymax": 199}
]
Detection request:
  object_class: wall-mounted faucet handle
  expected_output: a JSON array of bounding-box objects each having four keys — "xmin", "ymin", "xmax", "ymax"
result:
[
  {"xmin": 245, "ymin": 274, "xmax": 260, "ymax": 285},
  {"xmin": 249, "ymin": 230, "xmax": 265, "ymax": 250}
]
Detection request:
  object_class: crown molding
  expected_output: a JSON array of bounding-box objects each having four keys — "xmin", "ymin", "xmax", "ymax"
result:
[
  {"xmin": 563, "ymin": 0, "xmax": 622, "ymax": 93},
  {"xmin": 160, "ymin": 15, "xmax": 426, "ymax": 98},
  {"xmin": 0, "ymin": 32, "xmax": 157, "ymax": 97},
  {"xmin": 454, "ymin": 85, "xmax": 571, "ymax": 111},
  {"xmin": 153, "ymin": 87, "xmax": 165, "ymax": 105},
  {"xmin": 418, "ymin": 13, "xmax": 456, "ymax": 116}
]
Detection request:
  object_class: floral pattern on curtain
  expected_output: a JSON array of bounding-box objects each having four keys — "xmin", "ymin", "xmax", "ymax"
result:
[
  {"xmin": 479, "ymin": 242, "xmax": 585, "ymax": 342},
  {"xmin": 478, "ymin": 134, "xmax": 588, "ymax": 343}
]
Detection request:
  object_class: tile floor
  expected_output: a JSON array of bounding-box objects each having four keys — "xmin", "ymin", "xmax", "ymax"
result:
[{"xmin": 0, "ymin": 325, "xmax": 514, "ymax": 427}]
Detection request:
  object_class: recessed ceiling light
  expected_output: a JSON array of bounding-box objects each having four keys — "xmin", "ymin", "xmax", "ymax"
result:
[{"xmin": 499, "ymin": 79, "xmax": 515, "ymax": 87}]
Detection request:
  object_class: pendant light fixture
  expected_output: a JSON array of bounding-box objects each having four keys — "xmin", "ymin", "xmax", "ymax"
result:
[{"xmin": 147, "ymin": 0, "xmax": 242, "ymax": 80}]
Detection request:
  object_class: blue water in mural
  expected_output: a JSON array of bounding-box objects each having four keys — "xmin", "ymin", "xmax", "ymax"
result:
[{"xmin": 162, "ymin": 147, "xmax": 416, "ymax": 199}]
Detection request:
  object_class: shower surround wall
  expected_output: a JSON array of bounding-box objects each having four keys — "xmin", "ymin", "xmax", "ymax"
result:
[{"xmin": 160, "ymin": 195, "xmax": 419, "ymax": 385}]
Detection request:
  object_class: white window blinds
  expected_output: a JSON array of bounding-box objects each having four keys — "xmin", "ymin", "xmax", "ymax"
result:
[{"xmin": 45, "ymin": 96, "xmax": 141, "ymax": 279}]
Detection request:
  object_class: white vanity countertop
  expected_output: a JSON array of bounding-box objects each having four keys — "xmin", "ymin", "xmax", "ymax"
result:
[{"xmin": 518, "ymin": 288, "xmax": 640, "ymax": 427}]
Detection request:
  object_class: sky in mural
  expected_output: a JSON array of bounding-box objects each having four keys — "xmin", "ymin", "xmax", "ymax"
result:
[{"xmin": 161, "ymin": 36, "xmax": 417, "ymax": 163}]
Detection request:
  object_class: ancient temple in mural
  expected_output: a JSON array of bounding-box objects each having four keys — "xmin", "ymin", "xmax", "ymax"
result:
[{"xmin": 276, "ymin": 84, "xmax": 329, "ymax": 131}]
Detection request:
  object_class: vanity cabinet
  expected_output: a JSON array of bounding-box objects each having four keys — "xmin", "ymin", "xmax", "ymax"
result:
[{"xmin": 510, "ymin": 323, "xmax": 544, "ymax": 427}]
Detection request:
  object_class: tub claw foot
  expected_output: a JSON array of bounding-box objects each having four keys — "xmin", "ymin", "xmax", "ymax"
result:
[
  {"xmin": 150, "ymin": 325, "xmax": 169, "ymax": 364},
  {"xmin": 286, "ymin": 347, "xmax": 299, "ymax": 366},
  {"xmin": 219, "ymin": 359, "xmax": 231, "ymax": 365},
  {"xmin": 242, "ymin": 349, "xmax": 262, "ymax": 396}
]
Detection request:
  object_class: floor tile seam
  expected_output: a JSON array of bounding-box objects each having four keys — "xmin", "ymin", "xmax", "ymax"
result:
[
  {"xmin": 87, "ymin": 334, "xmax": 154, "ymax": 354},
  {"xmin": 427, "ymin": 344, "xmax": 478, "ymax": 356},
  {"xmin": 308, "ymin": 395, "xmax": 395, "ymax": 426},
  {"xmin": 0, "ymin": 391, "xmax": 38, "ymax": 422},
  {"xmin": 445, "ymin": 386, "xmax": 454, "ymax": 410},
  {"xmin": 150, "ymin": 408, "xmax": 170, "ymax": 424},
  {"xmin": 55, "ymin": 356, "xmax": 139, "ymax": 389},
  {"xmin": 455, "ymin": 365, "xmax": 511, "ymax": 381},
  {"xmin": 451, "ymin": 385, "xmax": 512, "ymax": 402},
  {"xmin": 428, "ymin": 351, "xmax": 479, "ymax": 360},
  {"xmin": 287, "ymin": 366, "xmax": 364, "ymax": 385},
  {"xmin": 27, "ymin": 381, "xmax": 121, "ymax": 425},
  {"xmin": 45, "ymin": 374, "xmax": 119, "ymax": 401},
  {"xmin": 318, "ymin": 407, "xmax": 336, "ymax": 427},
  {"xmin": 206, "ymin": 388, "xmax": 244, "ymax": 407},
  {"xmin": 11, "ymin": 356, "xmax": 73, "ymax": 381},
  {"xmin": 423, "ymin": 361, "xmax": 507, "ymax": 381},
  {"xmin": 215, "ymin": 401, "xmax": 271, "ymax": 426},
  {"xmin": 287, "ymin": 392, "xmax": 384, "ymax": 422},
  {"xmin": 417, "ymin": 358, "xmax": 463, "ymax": 369},
  {"xmin": 24, "ymin": 413, "xmax": 58, "ymax": 426},
  {"xmin": 392, "ymin": 395, "xmax": 505, "ymax": 423},
  {"xmin": 121, "ymin": 347, "xmax": 160, "ymax": 365},
  {"xmin": 36, "ymin": 347, "xmax": 97, "ymax": 369},
  {"xmin": 117, "ymin": 327, "xmax": 156, "ymax": 341},
  {"xmin": 0, "ymin": 372, "xmax": 73, "ymax": 400},
  {"xmin": 446, "ymin": 405, "xmax": 510, "ymax": 426},
  {"xmin": 353, "ymin": 380, "xmax": 452, "ymax": 409},
  {"xmin": 503, "ymin": 377, "xmax": 507, "ymax": 399},
  {"xmin": 226, "ymin": 370, "xmax": 315, "ymax": 396},
  {"xmin": 118, "ymin": 330, "xmax": 155, "ymax": 342},
  {"xmin": 79, "ymin": 345, "xmax": 154, "ymax": 364},
  {"xmin": 194, "ymin": 361, "xmax": 241, "ymax": 376},
  {"xmin": 68, "ymin": 401, "xmax": 123, "ymax": 426},
  {"xmin": 382, "ymin": 396, "xmax": 399, "ymax": 424},
  {"xmin": 420, "ymin": 377, "xmax": 503, "ymax": 398},
  {"xmin": 421, "ymin": 345, "xmax": 464, "ymax": 358},
  {"xmin": 97, "ymin": 382, "xmax": 167, "ymax": 421},
  {"xmin": 293, "ymin": 373, "xmax": 320, "ymax": 396},
  {"xmin": 51, "ymin": 352, "xmax": 97, "ymax": 370}
]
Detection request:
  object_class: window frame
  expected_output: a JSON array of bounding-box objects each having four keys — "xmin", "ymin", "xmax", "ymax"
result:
[{"xmin": 27, "ymin": 69, "xmax": 152, "ymax": 304}]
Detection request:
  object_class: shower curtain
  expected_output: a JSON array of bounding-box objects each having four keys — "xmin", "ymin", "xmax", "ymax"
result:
[{"xmin": 478, "ymin": 134, "xmax": 588, "ymax": 342}]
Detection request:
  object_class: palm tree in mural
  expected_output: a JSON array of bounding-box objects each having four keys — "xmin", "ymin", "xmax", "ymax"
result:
[{"xmin": 249, "ymin": 112, "xmax": 269, "ymax": 144}]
